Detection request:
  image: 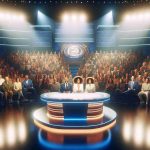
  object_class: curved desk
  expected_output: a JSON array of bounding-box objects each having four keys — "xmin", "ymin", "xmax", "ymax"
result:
[{"xmin": 33, "ymin": 92, "xmax": 117, "ymax": 137}]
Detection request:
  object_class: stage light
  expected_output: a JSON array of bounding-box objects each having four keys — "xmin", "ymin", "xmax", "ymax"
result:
[
  {"xmin": 137, "ymin": 13, "xmax": 143, "ymax": 20},
  {"xmin": 130, "ymin": 14, "xmax": 136, "ymax": 21},
  {"xmin": 18, "ymin": 14, "xmax": 25, "ymax": 21},
  {"xmin": 12, "ymin": 15, "xmax": 17, "ymax": 20},
  {"xmin": 38, "ymin": 10, "xmax": 42, "ymax": 17},
  {"xmin": 0, "ymin": 13, "xmax": 5, "ymax": 20},
  {"xmin": 63, "ymin": 13, "xmax": 69, "ymax": 22},
  {"xmin": 144, "ymin": 12, "xmax": 150, "ymax": 20},
  {"xmin": 79, "ymin": 13, "xmax": 87, "ymax": 22},
  {"xmin": 5, "ymin": 13, "xmax": 11, "ymax": 20},
  {"xmin": 124, "ymin": 14, "xmax": 130, "ymax": 21},
  {"xmin": 71, "ymin": 13, "xmax": 77, "ymax": 22}
]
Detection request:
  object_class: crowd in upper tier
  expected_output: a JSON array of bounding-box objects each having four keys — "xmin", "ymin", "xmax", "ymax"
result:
[{"xmin": 0, "ymin": 50, "xmax": 149, "ymax": 105}]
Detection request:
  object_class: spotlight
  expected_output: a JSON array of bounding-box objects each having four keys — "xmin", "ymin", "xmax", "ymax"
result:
[
  {"xmin": 0, "ymin": 13, "xmax": 4, "ymax": 19},
  {"xmin": 137, "ymin": 14, "xmax": 143, "ymax": 20},
  {"xmin": 63, "ymin": 13, "xmax": 69, "ymax": 22},
  {"xmin": 71, "ymin": 13, "xmax": 77, "ymax": 22},
  {"xmin": 79, "ymin": 13, "xmax": 87, "ymax": 22},
  {"xmin": 12, "ymin": 15, "xmax": 17, "ymax": 21},
  {"xmin": 144, "ymin": 12, "xmax": 150, "ymax": 20},
  {"xmin": 130, "ymin": 14, "xmax": 136, "ymax": 21},
  {"xmin": 124, "ymin": 14, "xmax": 130, "ymax": 21},
  {"xmin": 5, "ymin": 13, "xmax": 11, "ymax": 20},
  {"xmin": 19, "ymin": 14, "xmax": 25, "ymax": 21}
]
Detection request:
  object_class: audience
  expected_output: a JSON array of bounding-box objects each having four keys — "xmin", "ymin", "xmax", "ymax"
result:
[{"xmin": 0, "ymin": 49, "xmax": 149, "ymax": 105}]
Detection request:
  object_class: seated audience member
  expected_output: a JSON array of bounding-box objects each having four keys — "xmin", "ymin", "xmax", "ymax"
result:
[
  {"xmin": 138, "ymin": 78, "xmax": 150, "ymax": 104},
  {"xmin": 116, "ymin": 79, "xmax": 126, "ymax": 92},
  {"xmin": 73, "ymin": 76, "xmax": 84, "ymax": 93},
  {"xmin": 0, "ymin": 75, "xmax": 4, "ymax": 100},
  {"xmin": 85, "ymin": 77, "xmax": 96, "ymax": 92},
  {"xmin": 2, "ymin": 76, "xmax": 13, "ymax": 103},
  {"xmin": 105, "ymin": 78, "xmax": 115, "ymax": 94},
  {"xmin": 128, "ymin": 76, "xmax": 140, "ymax": 93},
  {"xmin": 60, "ymin": 78, "xmax": 72, "ymax": 93},
  {"xmin": 0, "ymin": 75, "xmax": 5, "ymax": 86},
  {"xmin": 14, "ymin": 77, "xmax": 24, "ymax": 101},
  {"xmin": 51, "ymin": 78, "xmax": 60, "ymax": 92},
  {"xmin": 22, "ymin": 75, "xmax": 36, "ymax": 97}
]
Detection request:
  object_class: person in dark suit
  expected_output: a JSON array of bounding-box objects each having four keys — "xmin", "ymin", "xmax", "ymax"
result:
[
  {"xmin": 128, "ymin": 76, "xmax": 140, "ymax": 93},
  {"xmin": 60, "ymin": 78, "xmax": 72, "ymax": 93},
  {"xmin": 22, "ymin": 75, "xmax": 36, "ymax": 98}
]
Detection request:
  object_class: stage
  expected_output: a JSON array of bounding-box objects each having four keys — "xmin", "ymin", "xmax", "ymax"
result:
[{"xmin": 0, "ymin": 100, "xmax": 149, "ymax": 150}]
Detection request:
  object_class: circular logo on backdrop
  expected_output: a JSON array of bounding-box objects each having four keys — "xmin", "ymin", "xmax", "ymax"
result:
[{"xmin": 62, "ymin": 44, "xmax": 86, "ymax": 59}]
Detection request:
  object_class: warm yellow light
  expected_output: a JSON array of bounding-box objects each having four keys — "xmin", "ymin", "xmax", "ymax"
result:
[
  {"xmin": 0, "ymin": 127, "xmax": 4, "ymax": 148},
  {"xmin": 80, "ymin": 13, "xmax": 87, "ymax": 22},
  {"xmin": 62, "ymin": 13, "xmax": 69, "ymax": 22},
  {"xmin": 133, "ymin": 119, "xmax": 144, "ymax": 147},
  {"xmin": 122, "ymin": 120, "xmax": 132, "ymax": 142},
  {"xmin": 124, "ymin": 14, "xmax": 130, "ymax": 21},
  {"xmin": 5, "ymin": 13, "xmax": 11, "ymax": 20},
  {"xmin": 71, "ymin": 13, "xmax": 77, "ymax": 22},
  {"xmin": 6, "ymin": 121, "xmax": 16, "ymax": 146},
  {"xmin": 146, "ymin": 126, "xmax": 150, "ymax": 148},
  {"xmin": 19, "ymin": 14, "xmax": 25, "ymax": 21},
  {"xmin": 18, "ymin": 120, "xmax": 27, "ymax": 143}
]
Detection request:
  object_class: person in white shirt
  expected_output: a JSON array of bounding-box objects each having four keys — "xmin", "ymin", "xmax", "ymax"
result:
[
  {"xmin": 14, "ymin": 77, "xmax": 24, "ymax": 100},
  {"xmin": 0, "ymin": 75, "xmax": 4, "ymax": 101},
  {"xmin": 138, "ymin": 78, "xmax": 150, "ymax": 105},
  {"xmin": 85, "ymin": 77, "xmax": 96, "ymax": 93},
  {"xmin": 0, "ymin": 75, "xmax": 5, "ymax": 86},
  {"xmin": 73, "ymin": 76, "xmax": 84, "ymax": 93}
]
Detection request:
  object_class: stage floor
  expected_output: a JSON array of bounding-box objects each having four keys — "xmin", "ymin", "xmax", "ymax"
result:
[{"xmin": 0, "ymin": 102, "xmax": 150, "ymax": 150}]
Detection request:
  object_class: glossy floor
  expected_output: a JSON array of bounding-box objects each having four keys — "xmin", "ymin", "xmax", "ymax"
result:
[{"xmin": 0, "ymin": 102, "xmax": 150, "ymax": 150}]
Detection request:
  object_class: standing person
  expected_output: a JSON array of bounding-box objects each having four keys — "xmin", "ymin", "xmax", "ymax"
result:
[{"xmin": 14, "ymin": 77, "xmax": 24, "ymax": 101}]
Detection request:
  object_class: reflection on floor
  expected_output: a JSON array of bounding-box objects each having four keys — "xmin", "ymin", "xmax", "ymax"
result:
[
  {"xmin": 0, "ymin": 103, "xmax": 150, "ymax": 150},
  {"xmin": 0, "ymin": 106, "xmax": 28, "ymax": 149},
  {"xmin": 122, "ymin": 106, "xmax": 150, "ymax": 149}
]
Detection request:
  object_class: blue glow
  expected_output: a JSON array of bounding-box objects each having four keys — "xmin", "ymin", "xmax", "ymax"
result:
[
  {"xmin": 41, "ymin": 98, "xmax": 110, "ymax": 104},
  {"xmin": 38, "ymin": 129, "xmax": 111, "ymax": 150},
  {"xmin": 37, "ymin": 10, "xmax": 53, "ymax": 26},
  {"xmin": 97, "ymin": 10, "xmax": 114, "ymax": 26}
]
